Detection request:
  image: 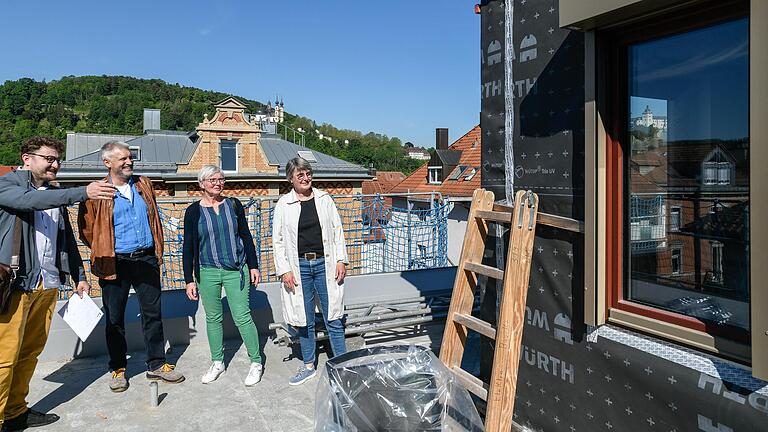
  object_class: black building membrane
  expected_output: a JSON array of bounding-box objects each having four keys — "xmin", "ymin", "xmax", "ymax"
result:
[{"xmin": 479, "ymin": 1, "xmax": 767, "ymax": 431}]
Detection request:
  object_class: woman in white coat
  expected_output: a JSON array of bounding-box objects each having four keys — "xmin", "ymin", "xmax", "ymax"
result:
[{"xmin": 272, "ymin": 157, "xmax": 348, "ymax": 386}]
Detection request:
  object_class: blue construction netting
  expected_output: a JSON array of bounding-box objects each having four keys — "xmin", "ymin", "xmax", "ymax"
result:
[{"xmin": 63, "ymin": 194, "xmax": 451, "ymax": 298}]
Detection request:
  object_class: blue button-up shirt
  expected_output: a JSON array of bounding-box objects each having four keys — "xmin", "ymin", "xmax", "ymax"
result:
[{"xmin": 113, "ymin": 177, "xmax": 154, "ymax": 254}]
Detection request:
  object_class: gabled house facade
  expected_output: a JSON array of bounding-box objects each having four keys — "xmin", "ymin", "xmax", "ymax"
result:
[{"xmin": 58, "ymin": 97, "xmax": 370, "ymax": 198}]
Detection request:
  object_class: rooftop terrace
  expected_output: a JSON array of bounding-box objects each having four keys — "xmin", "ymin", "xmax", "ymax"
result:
[
  {"xmin": 28, "ymin": 266, "xmax": 460, "ymax": 432},
  {"xmin": 29, "ymin": 320, "xmax": 447, "ymax": 431}
]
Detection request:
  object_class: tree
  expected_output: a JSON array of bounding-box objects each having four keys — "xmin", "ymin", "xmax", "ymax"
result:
[{"xmin": 0, "ymin": 76, "xmax": 421, "ymax": 173}]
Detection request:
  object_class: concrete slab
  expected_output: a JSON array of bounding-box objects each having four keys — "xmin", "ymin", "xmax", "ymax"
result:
[{"xmin": 25, "ymin": 324, "xmax": 445, "ymax": 432}]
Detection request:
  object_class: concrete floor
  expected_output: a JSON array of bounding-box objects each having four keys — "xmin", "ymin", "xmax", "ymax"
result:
[{"xmin": 25, "ymin": 325, "xmax": 445, "ymax": 432}]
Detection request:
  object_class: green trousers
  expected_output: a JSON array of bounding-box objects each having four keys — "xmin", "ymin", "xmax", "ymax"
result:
[{"xmin": 198, "ymin": 267, "xmax": 262, "ymax": 363}]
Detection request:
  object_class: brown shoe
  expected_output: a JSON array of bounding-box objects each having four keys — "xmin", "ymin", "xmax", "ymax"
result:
[
  {"xmin": 109, "ymin": 368, "xmax": 129, "ymax": 393},
  {"xmin": 146, "ymin": 363, "xmax": 185, "ymax": 383}
]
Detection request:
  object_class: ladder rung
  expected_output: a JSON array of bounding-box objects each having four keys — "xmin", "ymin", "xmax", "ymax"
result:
[
  {"xmin": 475, "ymin": 210, "xmax": 512, "ymax": 224},
  {"xmin": 453, "ymin": 312, "xmax": 497, "ymax": 340},
  {"xmin": 451, "ymin": 366, "xmax": 488, "ymax": 401},
  {"xmin": 464, "ymin": 261, "xmax": 505, "ymax": 280}
]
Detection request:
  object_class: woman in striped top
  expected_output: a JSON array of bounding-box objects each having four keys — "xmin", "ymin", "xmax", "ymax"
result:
[{"xmin": 182, "ymin": 165, "xmax": 263, "ymax": 386}]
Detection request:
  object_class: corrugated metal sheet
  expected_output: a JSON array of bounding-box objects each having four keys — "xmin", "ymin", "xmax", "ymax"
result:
[
  {"xmin": 65, "ymin": 131, "xmax": 196, "ymax": 167},
  {"xmin": 61, "ymin": 131, "xmax": 368, "ymax": 180},
  {"xmin": 66, "ymin": 133, "xmax": 137, "ymax": 160},
  {"xmin": 130, "ymin": 130, "xmax": 196, "ymax": 165},
  {"xmin": 259, "ymin": 134, "xmax": 369, "ymax": 176}
]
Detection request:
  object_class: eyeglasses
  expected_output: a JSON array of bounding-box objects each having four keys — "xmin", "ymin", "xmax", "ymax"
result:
[
  {"xmin": 205, "ymin": 178, "xmax": 226, "ymax": 185},
  {"xmin": 295, "ymin": 172, "xmax": 312, "ymax": 180},
  {"xmin": 27, "ymin": 153, "xmax": 62, "ymax": 165}
]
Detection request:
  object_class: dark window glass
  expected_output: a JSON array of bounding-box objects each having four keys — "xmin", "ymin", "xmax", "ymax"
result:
[
  {"xmin": 129, "ymin": 147, "xmax": 141, "ymax": 161},
  {"xmin": 221, "ymin": 140, "xmax": 237, "ymax": 171},
  {"xmin": 626, "ymin": 18, "xmax": 749, "ymax": 332}
]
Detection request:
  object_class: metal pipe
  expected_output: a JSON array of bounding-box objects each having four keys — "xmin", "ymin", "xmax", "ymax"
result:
[
  {"xmin": 344, "ymin": 292, "xmax": 452, "ymax": 310},
  {"xmin": 344, "ymin": 304, "xmax": 427, "ymax": 319},
  {"xmin": 149, "ymin": 381, "xmax": 159, "ymax": 408},
  {"xmin": 345, "ymin": 307, "xmax": 433, "ymax": 325}
]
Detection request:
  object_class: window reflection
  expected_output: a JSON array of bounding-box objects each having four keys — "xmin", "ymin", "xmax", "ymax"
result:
[{"xmin": 626, "ymin": 18, "xmax": 749, "ymax": 332}]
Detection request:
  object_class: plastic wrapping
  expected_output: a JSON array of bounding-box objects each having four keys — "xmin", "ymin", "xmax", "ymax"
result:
[{"xmin": 315, "ymin": 345, "xmax": 484, "ymax": 432}]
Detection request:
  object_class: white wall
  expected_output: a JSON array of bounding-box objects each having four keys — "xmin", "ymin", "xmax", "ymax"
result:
[{"xmin": 447, "ymin": 203, "xmax": 470, "ymax": 265}]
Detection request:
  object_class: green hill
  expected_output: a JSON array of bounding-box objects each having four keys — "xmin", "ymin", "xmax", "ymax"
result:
[{"xmin": 0, "ymin": 76, "xmax": 423, "ymax": 174}]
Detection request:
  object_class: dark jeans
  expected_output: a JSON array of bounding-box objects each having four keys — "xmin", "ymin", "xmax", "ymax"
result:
[
  {"xmin": 297, "ymin": 257, "xmax": 346, "ymax": 365},
  {"xmin": 100, "ymin": 254, "xmax": 166, "ymax": 371}
]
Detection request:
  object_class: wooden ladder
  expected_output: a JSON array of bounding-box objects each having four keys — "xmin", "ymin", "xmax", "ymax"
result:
[{"xmin": 439, "ymin": 188, "xmax": 539, "ymax": 432}]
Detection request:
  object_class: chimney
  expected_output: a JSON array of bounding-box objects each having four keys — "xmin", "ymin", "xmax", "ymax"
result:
[
  {"xmin": 435, "ymin": 128, "xmax": 449, "ymax": 150},
  {"xmin": 143, "ymin": 109, "xmax": 160, "ymax": 131},
  {"xmin": 368, "ymin": 162, "xmax": 377, "ymax": 177}
]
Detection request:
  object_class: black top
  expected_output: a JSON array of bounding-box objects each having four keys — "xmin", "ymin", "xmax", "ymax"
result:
[
  {"xmin": 182, "ymin": 198, "xmax": 258, "ymax": 284},
  {"xmin": 298, "ymin": 198, "xmax": 324, "ymax": 256}
]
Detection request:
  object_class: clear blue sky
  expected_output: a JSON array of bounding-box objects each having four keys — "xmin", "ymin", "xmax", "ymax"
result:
[{"xmin": 0, "ymin": 0, "xmax": 480, "ymax": 148}]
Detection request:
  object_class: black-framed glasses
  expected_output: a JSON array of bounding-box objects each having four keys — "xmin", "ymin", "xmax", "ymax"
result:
[
  {"xmin": 205, "ymin": 178, "xmax": 226, "ymax": 185},
  {"xmin": 27, "ymin": 153, "xmax": 62, "ymax": 165}
]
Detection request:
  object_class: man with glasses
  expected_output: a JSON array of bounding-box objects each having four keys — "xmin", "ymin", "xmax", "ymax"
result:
[
  {"xmin": 78, "ymin": 140, "xmax": 185, "ymax": 393},
  {"xmin": 0, "ymin": 136, "xmax": 116, "ymax": 431}
]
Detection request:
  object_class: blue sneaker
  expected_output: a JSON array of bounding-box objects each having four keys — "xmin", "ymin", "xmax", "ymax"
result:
[{"xmin": 289, "ymin": 366, "xmax": 317, "ymax": 386}]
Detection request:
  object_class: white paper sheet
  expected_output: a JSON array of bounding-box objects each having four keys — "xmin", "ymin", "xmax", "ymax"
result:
[{"xmin": 58, "ymin": 292, "xmax": 104, "ymax": 342}]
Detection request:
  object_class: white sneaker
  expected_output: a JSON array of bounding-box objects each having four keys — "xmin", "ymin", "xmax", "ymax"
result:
[
  {"xmin": 244, "ymin": 363, "xmax": 263, "ymax": 386},
  {"xmin": 201, "ymin": 361, "xmax": 225, "ymax": 384}
]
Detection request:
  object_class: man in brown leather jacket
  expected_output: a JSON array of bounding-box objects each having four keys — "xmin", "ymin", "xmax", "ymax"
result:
[{"xmin": 78, "ymin": 140, "xmax": 185, "ymax": 392}]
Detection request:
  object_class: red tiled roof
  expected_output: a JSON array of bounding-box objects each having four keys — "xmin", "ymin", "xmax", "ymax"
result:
[
  {"xmin": 362, "ymin": 171, "xmax": 406, "ymax": 195},
  {"xmin": 390, "ymin": 126, "xmax": 481, "ymax": 198}
]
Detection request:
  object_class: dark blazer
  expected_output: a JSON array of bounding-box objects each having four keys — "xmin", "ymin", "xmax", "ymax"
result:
[
  {"xmin": 182, "ymin": 197, "xmax": 258, "ymax": 284},
  {"xmin": 0, "ymin": 170, "xmax": 87, "ymax": 291}
]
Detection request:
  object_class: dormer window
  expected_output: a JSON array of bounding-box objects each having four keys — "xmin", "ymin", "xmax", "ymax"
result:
[
  {"xmin": 702, "ymin": 149, "xmax": 733, "ymax": 186},
  {"xmin": 428, "ymin": 166, "xmax": 442, "ymax": 184}
]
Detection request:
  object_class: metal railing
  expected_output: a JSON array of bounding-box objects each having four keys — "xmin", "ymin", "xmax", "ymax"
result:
[{"xmin": 62, "ymin": 192, "xmax": 450, "ymax": 298}]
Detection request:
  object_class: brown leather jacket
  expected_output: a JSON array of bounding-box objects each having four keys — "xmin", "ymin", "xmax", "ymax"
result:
[{"xmin": 77, "ymin": 175, "xmax": 164, "ymax": 280}]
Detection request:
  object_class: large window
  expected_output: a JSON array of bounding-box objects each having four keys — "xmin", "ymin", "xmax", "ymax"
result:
[
  {"xmin": 220, "ymin": 140, "xmax": 237, "ymax": 172},
  {"xmin": 602, "ymin": 7, "xmax": 750, "ymax": 342},
  {"xmin": 584, "ymin": 0, "xmax": 768, "ymax": 379}
]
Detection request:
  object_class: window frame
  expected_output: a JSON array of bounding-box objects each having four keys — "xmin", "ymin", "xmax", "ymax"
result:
[
  {"xmin": 605, "ymin": 2, "xmax": 750, "ymax": 342},
  {"xmin": 128, "ymin": 145, "xmax": 141, "ymax": 162},
  {"xmin": 669, "ymin": 206, "xmax": 681, "ymax": 232},
  {"xmin": 711, "ymin": 241, "xmax": 724, "ymax": 284},
  {"xmin": 585, "ymin": 0, "xmax": 764, "ymax": 369},
  {"xmin": 427, "ymin": 166, "xmax": 442, "ymax": 184},
  {"xmin": 670, "ymin": 245, "xmax": 682, "ymax": 275},
  {"xmin": 464, "ymin": 167, "xmax": 478, "ymax": 181}
]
